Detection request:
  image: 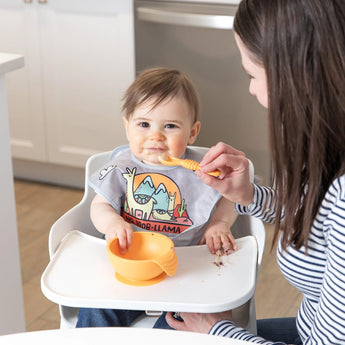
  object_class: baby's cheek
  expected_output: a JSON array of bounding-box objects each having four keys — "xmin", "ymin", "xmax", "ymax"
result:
[{"xmin": 171, "ymin": 141, "xmax": 189, "ymax": 158}]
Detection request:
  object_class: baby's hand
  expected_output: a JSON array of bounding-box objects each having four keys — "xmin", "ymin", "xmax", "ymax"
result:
[
  {"xmin": 198, "ymin": 220, "xmax": 237, "ymax": 255},
  {"xmin": 105, "ymin": 220, "xmax": 134, "ymax": 254}
]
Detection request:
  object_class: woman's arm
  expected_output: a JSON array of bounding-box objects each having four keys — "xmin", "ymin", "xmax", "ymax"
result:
[
  {"xmin": 165, "ymin": 312, "xmax": 285, "ymax": 345},
  {"xmin": 197, "ymin": 143, "xmax": 278, "ymax": 224},
  {"xmin": 235, "ymin": 184, "xmax": 278, "ymax": 224},
  {"xmin": 298, "ymin": 180, "xmax": 345, "ymax": 344}
]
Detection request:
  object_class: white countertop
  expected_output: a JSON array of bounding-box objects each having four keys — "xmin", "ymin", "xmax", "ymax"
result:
[
  {"xmin": 0, "ymin": 53, "xmax": 24, "ymax": 75},
  {"xmin": 0, "ymin": 328, "xmax": 250, "ymax": 345}
]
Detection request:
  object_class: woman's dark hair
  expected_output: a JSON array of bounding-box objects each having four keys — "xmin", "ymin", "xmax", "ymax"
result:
[{"xmin": 234, "ymin": 0, "xmax": 345, "ymax": 250}]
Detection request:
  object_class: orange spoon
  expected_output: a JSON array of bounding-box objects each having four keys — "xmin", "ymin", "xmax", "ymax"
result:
[{"xmin": 159, "ymin": 155, "xmax": 221, "ymax": 177}]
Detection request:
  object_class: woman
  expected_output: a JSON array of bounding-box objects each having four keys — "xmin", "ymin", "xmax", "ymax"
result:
[{"xmin": 164, "ymin": 0, "xmax": 345, "ymax": 344}]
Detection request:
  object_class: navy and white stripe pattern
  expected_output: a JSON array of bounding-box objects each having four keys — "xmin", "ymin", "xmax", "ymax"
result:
[{"xmin": 209, "ymin": 176, "xmax": 345, "ymax": 344}]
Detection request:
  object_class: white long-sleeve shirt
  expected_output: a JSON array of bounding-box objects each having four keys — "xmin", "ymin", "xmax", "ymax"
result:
[{"xmin": 209, "ymin": 176, "xmax": 345, "ymax": 344}]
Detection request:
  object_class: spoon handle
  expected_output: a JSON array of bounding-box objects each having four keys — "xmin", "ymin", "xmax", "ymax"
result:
[{"xmin": 159, "ymin": 156, "xmax": 221, "ymax": 177}]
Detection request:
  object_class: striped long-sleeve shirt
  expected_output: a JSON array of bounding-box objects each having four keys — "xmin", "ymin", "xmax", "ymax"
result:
[{"xmin": 209, "ymin": 176, "xmax": 345, "ymax": 344}]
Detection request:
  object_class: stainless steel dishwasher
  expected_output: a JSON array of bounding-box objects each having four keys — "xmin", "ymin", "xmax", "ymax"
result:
[{"xmin": 134, "ymin": 0, "xmax": 270, "ymax": 183}]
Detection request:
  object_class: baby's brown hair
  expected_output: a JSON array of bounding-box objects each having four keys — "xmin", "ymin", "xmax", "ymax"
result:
[{"xmin": 122, "ymin": 67, "xmax": 199, "ymax": 123}]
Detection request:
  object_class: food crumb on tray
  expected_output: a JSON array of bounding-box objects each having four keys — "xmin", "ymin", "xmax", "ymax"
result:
[{"xmin": 213, "ymin": 249, "xmax": 224, "ymax": 267}]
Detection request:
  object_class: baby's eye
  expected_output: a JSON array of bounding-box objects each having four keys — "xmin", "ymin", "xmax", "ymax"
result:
[
  {"xmin": 165, "ymin": 123, "xmax": 178, "ymax": 129},
  {"xmin": 139, "ymin": 122, "xmax": 150, "ymax": 128}
]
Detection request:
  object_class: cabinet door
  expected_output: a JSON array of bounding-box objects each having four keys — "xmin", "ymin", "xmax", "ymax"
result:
[
  {"xmin": 40, "ymin": 0, "xmax": 134, "ymax": 167},
  {"xmin": 0, "ymin": 0, "xmax": 47, "ymax": 161}
]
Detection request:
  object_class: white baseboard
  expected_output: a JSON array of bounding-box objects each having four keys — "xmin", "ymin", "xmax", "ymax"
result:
[{"xmin": 13, "ymin": 159, "xmax": 85, "ymax": 189}]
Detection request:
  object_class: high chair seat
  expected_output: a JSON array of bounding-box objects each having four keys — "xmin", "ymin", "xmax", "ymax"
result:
[{"xmin": 41, "ymin": 147, "xmax": 265, "ymax": 332}]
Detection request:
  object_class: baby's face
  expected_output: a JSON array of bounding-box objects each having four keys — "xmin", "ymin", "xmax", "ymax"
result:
[{"xmin": 123, "ymin": 95, "xmax": 200, "ymax": 166}]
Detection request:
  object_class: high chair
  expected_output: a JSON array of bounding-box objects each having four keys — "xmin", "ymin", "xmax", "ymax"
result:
[{"xmin": 42, "ymin": 147, "xmax": 265, "ymax": 333}]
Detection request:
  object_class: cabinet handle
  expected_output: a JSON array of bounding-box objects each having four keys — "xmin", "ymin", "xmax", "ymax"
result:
[
  {"xmin": 38, "ymin": 0, "xmax": 47, "ymax": 3},
  {"xmin": 23, "ymin": 0, "xmax": 33, "ymax": 3}
]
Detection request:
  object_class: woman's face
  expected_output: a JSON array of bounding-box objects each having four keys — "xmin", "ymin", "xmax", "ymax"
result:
[{"xmin": 235, "ymin": 34, "xmax": 268, "ymax": 109}]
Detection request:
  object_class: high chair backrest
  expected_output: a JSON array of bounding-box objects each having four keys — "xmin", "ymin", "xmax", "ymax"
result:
[{"xmin": 48, "ymin": 150, "xmax": 112, "ymax": 258}]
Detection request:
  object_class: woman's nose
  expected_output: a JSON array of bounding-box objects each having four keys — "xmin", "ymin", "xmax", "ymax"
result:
[{"xmin": 249, "ymin": 80, "xmax": 256, "ymax": 96}]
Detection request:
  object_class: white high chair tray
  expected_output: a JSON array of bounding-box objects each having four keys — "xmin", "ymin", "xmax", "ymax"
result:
[{"xmin": 41, "ymin": 231, "xmax": 257, "ymax": 313}]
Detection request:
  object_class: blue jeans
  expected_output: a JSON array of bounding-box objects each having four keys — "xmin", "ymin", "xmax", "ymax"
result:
[
  {"xmin": 76, "ymin": 308, "xmax": 172, "ymax": 328},
  {"xmin": 257, "ymin": 317, "xmax": 302, "ymax": 345}
]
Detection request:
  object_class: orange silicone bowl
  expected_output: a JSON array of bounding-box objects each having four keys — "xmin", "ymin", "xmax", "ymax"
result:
[{"xmin": 106, "ymin": 232, "xmax": 178, "ymax": 286}]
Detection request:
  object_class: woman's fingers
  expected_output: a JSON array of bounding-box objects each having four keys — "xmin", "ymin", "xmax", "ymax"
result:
[
  {"xmin": 165, "ymin": 312, "xmax": 188, "ymax": 331},
  {"xmin": 196, "ymin": 149, "xmax": 254, "ymax": 205},
  {"xmin": 166, "ymin": 311, "xmax": 233, "ymax": 333},
  {"xmin": 200, "ymin": 142, "xmax": 245, "ymax": 167},
  {"xmin": 200, "ymin": 152, "xmax": 249, "ymax": 179}
]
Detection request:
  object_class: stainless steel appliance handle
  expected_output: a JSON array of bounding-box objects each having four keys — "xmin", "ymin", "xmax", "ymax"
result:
[{"xmin": 137, "ymin": 6, "xmax": 234, "ymax": 30}]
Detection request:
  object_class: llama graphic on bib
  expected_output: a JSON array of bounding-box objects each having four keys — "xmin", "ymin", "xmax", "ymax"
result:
[{"xmin": 121, "ymin": 167, "xmax": 193, "ymax": 234}]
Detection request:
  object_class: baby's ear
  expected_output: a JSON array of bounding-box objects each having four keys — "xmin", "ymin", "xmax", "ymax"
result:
[
  {"xmin": 123, "ymin": 116, "xmax": 128, "ymax": 128},
  {"xmin": 123, "ymin": 117, "xmax": 130, "ymax": 141},
  {"xmin": 188, "ymin": 121, "xmax": 201, "ymax": 144}
]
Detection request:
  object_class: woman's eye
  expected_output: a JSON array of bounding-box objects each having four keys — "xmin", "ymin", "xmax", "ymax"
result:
[{"xmin": 139, "ymin": 122, "xmax": 150, "ymax": 128}]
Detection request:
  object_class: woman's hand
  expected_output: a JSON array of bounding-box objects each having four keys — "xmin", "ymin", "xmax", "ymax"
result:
[
  {"xmin": 165, "ymin": 310, "xmax": 233, "ymax": 333},
  {"xmin": 196, "ymin": 142, "xmax": 254, "ymax": 206}
]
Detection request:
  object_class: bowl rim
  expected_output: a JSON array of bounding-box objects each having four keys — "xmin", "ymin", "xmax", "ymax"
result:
[{"xmin": 106, "ymin": 231, "xmax": 175, "ymax": 263}]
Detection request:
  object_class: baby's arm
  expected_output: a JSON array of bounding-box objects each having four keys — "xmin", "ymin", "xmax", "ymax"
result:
[
  {"xmin": 198, "ymin": 197, "xmax": 237, "ymax": 255},
  {"xmin": 90, "ymin": 194, "xmax": 133, "ymax": 253}
]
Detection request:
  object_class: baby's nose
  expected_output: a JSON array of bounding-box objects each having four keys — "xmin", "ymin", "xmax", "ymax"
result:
[{"xmin": 150, "ymin": 130, "xmax": 165, "ymax": 141}]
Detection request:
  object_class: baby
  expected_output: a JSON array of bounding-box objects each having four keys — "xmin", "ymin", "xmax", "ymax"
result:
[{"xmin": 77, "ymin": 67, "xmax": 238, "ymax": 328}]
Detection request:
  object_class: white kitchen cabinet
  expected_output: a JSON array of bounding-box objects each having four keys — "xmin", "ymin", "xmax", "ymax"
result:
[{"xmin": 0, "ymin": 0, "xmax": 134, "ymax": 168}]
